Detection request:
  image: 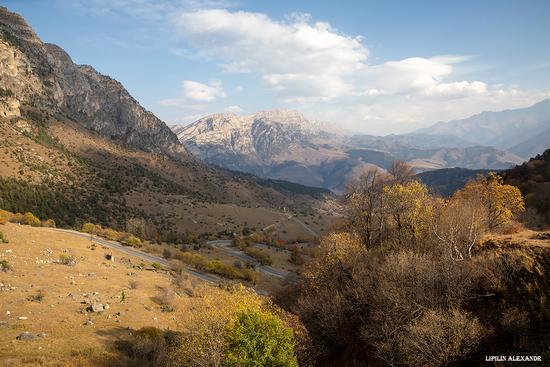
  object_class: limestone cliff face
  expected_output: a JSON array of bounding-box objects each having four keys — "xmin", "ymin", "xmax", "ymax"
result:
[{"xmin": 0, "ymin": 6, "xmax": 187, "ymax": 159}]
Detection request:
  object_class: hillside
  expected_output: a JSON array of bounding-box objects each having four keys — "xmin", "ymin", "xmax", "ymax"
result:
[
  {"xmin": 502, "ymin": 149, "xmax": 550, "ymax": 226},
  {"xmin": 417, "ymin": 168, "xmax": 494, "ymax": 197},
  {"xmin": 0, "ymin": 7, "xmax": 330, "ymax": 241},
  {"xmin": 415, "ymin": 99, "xmax": 550, "ymax": 158},
  {"xmin": 175, "ymin": 110, "xmax": 522, "ymax": 193}
]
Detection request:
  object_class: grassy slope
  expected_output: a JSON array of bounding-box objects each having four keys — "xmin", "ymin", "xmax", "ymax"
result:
[
  {"xmin": 0, "ymin": 110, "xmax": 334, "ymax": 240},
  {"xmin": 0, "ymin": 222, "xmax": 192, "ymax": 366}
]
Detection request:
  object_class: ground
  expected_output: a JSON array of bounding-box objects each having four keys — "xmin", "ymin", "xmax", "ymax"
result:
[{"xmin": 0, "ymin": 222, "xmax": 217, "ymax": 366}]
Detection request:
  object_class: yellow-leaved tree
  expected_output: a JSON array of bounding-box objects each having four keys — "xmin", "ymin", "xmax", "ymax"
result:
[
  {"xmin": 382, "ymin": 180, "xmax": 434, "ymax": 246},
  {"xmin": 454, "ymin": 173, "xmax": 524, "ymax": 230}
]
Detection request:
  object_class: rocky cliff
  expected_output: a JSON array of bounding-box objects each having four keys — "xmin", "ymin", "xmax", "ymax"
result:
[{"xmin": 0, "ymin": 6, "xmax": 186, "ymax": 159}]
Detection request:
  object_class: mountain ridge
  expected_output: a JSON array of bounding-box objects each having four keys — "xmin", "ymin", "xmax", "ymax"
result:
[
  {"xmin": 175, "ymin": 109, "xmax": 524, "ymax": 192},
  {"xmin": 414, "ymin": 99, "xmax": 550, "ymax": 158},
  {"xmin": 0, "ymin": 6, "xmax": 187, "ymax": 159}
]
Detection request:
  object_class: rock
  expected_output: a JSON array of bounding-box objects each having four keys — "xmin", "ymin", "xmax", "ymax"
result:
[
  {"xmin": 16, "ymin": 332, "xmax": 46, "ymax": 340},
  {"xmin": 18, "ymin": 316, "xmax": 28, "ymax": 320},
  {"xmin": 89, "ymin": 303, "xmax": 105, "ymax": 313},
  {"xmin": 84, "ymin": 320, "xmax": 94, "ymax": 326}
]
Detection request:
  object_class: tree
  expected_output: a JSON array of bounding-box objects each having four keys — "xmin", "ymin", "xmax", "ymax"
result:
[
  {"xmin": 345, "ymin": 169, "xmax": 387, "ymax": 247},
  {"xmin": 388, "ymin": 160, "xmax": 415, "ymax": 184},
  {"xmin": 455, "ymin": 173, "xmax": 524, "ymax": 230},
  {"xmin": 432, "ymin": 195, "xmax": 487, "ymax": 261},
  {"xmin": 382, "ymin": 180, "xmax": 434, "ymax": 246},
  {"xmin": 224, "ymin": 309, "xmax": 298, "ymax": 367}
]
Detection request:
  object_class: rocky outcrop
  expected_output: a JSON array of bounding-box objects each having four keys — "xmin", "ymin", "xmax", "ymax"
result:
[{"xmin": 0, "ymin": 6, "xmax": 186, "ymax": 159}]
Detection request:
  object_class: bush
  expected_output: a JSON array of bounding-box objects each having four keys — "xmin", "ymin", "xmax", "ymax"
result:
[
  {"xmin": 27, "ymin": 290, "xmax": 45, "ymax": 303},
  {"xmin": 0, "ymin": 259, "xmax": 11, "ymax": 271},
  {"xmin": 151, "ymin": 262, "xmax": 162, "ymax": 271},
  {"xmin": 125, "ymin": 235, "xmax": 142, "ymax": 247},
  {"xmin": 224, "ymin": 309, "xmax": 298, "ymax": 367},
  {"xmin": 81, "ymin": 222, "xmax": 96, "ymax": 233},
  {"xmin": 244, "ymin": 247, "xmax": 273, "ymax": 266},
  {"xmin": 0, "ymin": 209, "xmax": 13, "ymax": 224},
  {"xmin": 398, "ymin": 309, "xmax": 482, "ymax": 367},
  {"xmin": 59, "ymin": 254, "xmax": 76, "ymax": 266},
  {"xmin": 41, "ymin": 218, "xmax": 56, "ymax": 228},
  {"xmin": 0, "ymin": 231, "xmax": 7, "ymax": 243},
  {"xmin": 22, "ymin": 212, "xmax": 41, "ymax": 227}
]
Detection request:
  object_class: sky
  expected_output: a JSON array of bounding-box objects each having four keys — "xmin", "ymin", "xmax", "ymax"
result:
[{"xmin": 4, "ymin": 0, "xmax": 550, "ymax": 134}]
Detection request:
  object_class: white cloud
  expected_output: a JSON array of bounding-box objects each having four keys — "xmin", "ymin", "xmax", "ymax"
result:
[
  {"xmin": 83, "ymin": 3, "xmax": 548, "ymax": 134},
  {"xmin": 160, "ymin": 79, "xmax": 226, "ymax": 106},
  {"xmin": 225, "ymin": 105, "xmax": 243, "ymax": 113},
  {"xmin": 172, "ymin": 9, "xmax": 368, "ymax": 100}
]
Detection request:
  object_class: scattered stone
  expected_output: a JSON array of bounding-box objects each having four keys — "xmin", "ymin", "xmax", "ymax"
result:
[
  {"xmin": 88, "ymin": 303, "xmax": 105, "ymax": 313},
  {"xmin": 16, "ymin": 332, "xmax": 46, "ymax": 340},
  {"xmin": 84, "ymin": 320, "xmax": 94, "ymax": 326},
  {"xmin": 105, "ymin": 254, "xmax": 114, "ymax": 261},
  {"xmin": 0, "ymin": 320, "xmax": 8, "ymax": 327},
  {"xmin": 87, "ymin": 272, "xmax": 96, "ymax": 278},
  {"xmin": 6, "ymin": 311, "xmax": 10, "ymax": 316},
  {"xmin": 18, "ymin": 317, "xmax": 28, "ymax": 320}
]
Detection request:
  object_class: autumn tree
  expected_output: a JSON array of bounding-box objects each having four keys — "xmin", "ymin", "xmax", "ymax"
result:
[
  {"xmin": 454, "ymin": 173, "xmax": 524, "ymax": 230},
  {"xmin": 388, "ymin": 160, "xmax": 415, "ymax": 184},
  {"xmin": 344, "ymin": 169, "xmax": 387, "ymax": 247},
  {"xmin": 382, "ymin": 180, "xmax": 434, "ymax": 246},
  {"xmin": 432, "ymin": 195, "xmax": 487, "ymax": 261}
]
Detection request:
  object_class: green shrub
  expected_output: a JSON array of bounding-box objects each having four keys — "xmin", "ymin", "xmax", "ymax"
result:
[
  {"xmin": 0, "ymin": 259, "xmax": 11, "ymax": 271},
  {"xmin": 81, "ymin": 222, "xmax": 96, "ymax": 233},
  {"xmin": 59, "ymin": 254, "xmax": 76, "ymax": 266},
  {"xmin": 27, "ymin": 290, "xmax": 44, "ymax": 302},
  {"xmin": 0, "ymin": 231, "xmax": 7, "ymax": 243},
  {"xmin": 244, "ymin": 247, "xmax": 273, "ymax": 266},
  {"xmin": 224, "ymin": 309, "xmax": 298, "ymax": 367},
  {"xmin": 125, "ymin": 235, "xmax": 142, "ymax": 247},
  {"xmin": 151, "ymin": 262, "xmax": 162, "ymax": 270}
]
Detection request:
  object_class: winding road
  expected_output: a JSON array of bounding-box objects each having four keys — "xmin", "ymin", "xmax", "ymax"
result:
[
  {"xmin": 208, "ymin": 240, "xmax": 297, "ymax": 282},
  {"xmin": 52, "ymin": 229, "xmax": 297, "ymax": 285},
  {"xmin": 52, "ymin": 228, "xmax": 222, "ymax": 284}
]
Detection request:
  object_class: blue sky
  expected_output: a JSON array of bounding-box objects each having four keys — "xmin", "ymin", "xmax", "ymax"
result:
[{"xmin": 4, "ymin": 0, "xmax": 550, "ymax": 134}]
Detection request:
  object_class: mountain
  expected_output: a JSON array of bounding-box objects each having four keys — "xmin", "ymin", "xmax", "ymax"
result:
[
  {"xmin": 415, "ymin": 99, "xmax": 550, "ymax": 158},
  {"xmin": 0, "ymin": 7, "xmax": 330, "ymax": 241},
  {"xmin": 0, "ymin": 8, "xmax": 185, "ymax": 159},
  {"xmin": 175, "ymin": 110, "xmax": 523, "ymax": 193}
]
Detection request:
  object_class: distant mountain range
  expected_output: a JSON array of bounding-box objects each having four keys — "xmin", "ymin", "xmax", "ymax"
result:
[
  {"xmin": 415, "ymin": 99, "xmax": 550, "ymax": 159},
  {"xmin": 173, "ymin": 106, "xmax": 538, "ymax": 192}
]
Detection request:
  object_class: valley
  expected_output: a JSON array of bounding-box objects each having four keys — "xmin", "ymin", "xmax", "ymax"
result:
[{"xmin": 0, "ymin": 4, "xmax": 549, "ymax": 367}]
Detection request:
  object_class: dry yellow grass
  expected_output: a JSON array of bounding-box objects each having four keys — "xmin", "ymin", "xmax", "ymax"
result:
[{"xmin": 0, "ymin": 222, "xmax": 211, "ymax": 366}]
